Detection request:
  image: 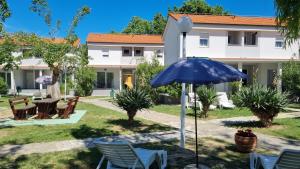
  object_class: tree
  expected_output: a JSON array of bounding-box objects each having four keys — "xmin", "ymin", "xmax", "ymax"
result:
[
  {"xmin": 233, "ymin": 84, "xmax": 288, "ymax": 127},
  {"xmin": 135, "ymin": 58, "xmax": 164, "ymax": 103},
  {"xmin": 275, "ymin": 0, "xmax": 300, "ymax": 46},
  {"xmin": 29, "ymin": 0, "xmax": 90, "ymax": 98},
  {"xmin": 282, "ymin": 60, "xmax": 300, "ymax": 98},
  {"xmin": 0, "ymin": 0, "xmax": 11, "ymax": 32},
  {"xmin": 136, "ymin": 58, "xmax": 181, "ymax": 103},
  {"xmin": 196, "ymin": 85, "xmax": 217, "ymax": 118},
  {"xmin": 122, "ymin": 16, "xmax": 151, "ymax": 34},
  {"xmin": 151, "ymin": 13, "xmax": 167, "ymax": 34},
  {"xmin": 170, "ymin": 0, "xmax": 229, "ymax": 15},
  {"xmin": 115, "ymin": 88, "xmax": 152, "ymax": 124}
]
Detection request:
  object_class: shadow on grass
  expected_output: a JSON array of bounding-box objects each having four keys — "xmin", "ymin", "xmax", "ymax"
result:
[
  {"xmin": 71, "ymin": 124, "xmax": 120, "ymax": 139},
  {"xmin": 222, "ymin": 120, "xmax": 265, "ymax": 128},
  {"xmin": 106, "ymin": 119, "xmax": 174, "ymax": 133},
  {"xmin": 0, "ymin": 138, "xmax": 256, "ymax": 169},
  {"xmin": 62, "ymin": 148, "xmax": 102, "ymax": 169}
]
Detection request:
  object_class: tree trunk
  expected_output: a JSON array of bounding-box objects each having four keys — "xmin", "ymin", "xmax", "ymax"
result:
[
  {"xmin": 253, "ymin": 111, "xmax": 275, "ymax": 128},
  {"xmin": 127, "ymin": 110, "xmax": 137, "ymax": 124},
  {"xmin": 46, "ymin": 66, "xmax": 61, "ymax": 99}
]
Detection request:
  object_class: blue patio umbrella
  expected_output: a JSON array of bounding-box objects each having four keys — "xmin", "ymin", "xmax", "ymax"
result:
[
  {"xmin": 150, "ymin": 57, "xmax": 247, "ymax": 168},
  {"xmin": 35, "ymin": 75, "xmax": 52, "ymax": 85}
]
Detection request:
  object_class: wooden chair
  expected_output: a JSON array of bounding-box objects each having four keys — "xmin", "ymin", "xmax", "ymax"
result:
[
  {"xmin": 57, "ymin": 97, "xmax": 79, "ymax": 118},
  {"xmin": 9, "ymin": 96, "xmax": 37, "ymax": 120},
  {"xmin": 70, "ymin": 96, "xmax": 79, "ymax": 114}
]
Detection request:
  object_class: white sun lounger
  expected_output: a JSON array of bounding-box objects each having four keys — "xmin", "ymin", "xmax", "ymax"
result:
[
  {"xmin": 250, "ymin": 149, "xmax": 300, "ymax": 169},
  {"xmin": 95, "ymin": 139, "xmax": 167, "ymax": 169},
  {"xmin": 217, "ymin": 92, "xmax": 235, "ymax": 109}
]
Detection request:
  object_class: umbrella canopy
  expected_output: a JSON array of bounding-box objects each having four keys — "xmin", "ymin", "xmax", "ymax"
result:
[
  {"xmin": 150, "ymin": 57, "xmax": 247, "ymax": 168},
  {"xmin": 151, "ymin": 57, "xmax": 247, "ymax": 87},
  {"xmin": 35, "ymin": 75, "xmax": 52, "ymax": 85}
]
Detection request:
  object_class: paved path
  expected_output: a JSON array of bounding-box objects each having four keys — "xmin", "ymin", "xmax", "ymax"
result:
[
  {"xmin": 81, "ymin": 98, "xmax": 300, "ymax": 152},
  {"xmin": 0, "ymin": 130, "xmax": 179, "ymax": 157}
]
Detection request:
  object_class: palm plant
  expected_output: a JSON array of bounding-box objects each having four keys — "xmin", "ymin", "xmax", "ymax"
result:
[
  {"xmin": 196, "ymin": 85, "xmax": 217, "ymax": 118},
  {"xmin": 115, "ymin": 88, "xmax": 152, "ymax": 124},
  {"xmin": 233, "ymin": 84, "xmax": 288, "ymax": 127}
]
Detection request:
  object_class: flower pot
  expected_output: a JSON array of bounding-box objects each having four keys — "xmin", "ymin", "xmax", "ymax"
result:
[{"xmin": 234, "ymin": 130, "xmax": 257, "ymax": 153}]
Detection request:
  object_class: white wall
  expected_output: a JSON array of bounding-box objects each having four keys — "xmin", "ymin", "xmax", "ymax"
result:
[
  {"xmin": 88, "ymin": 44, "xmax": 164, "ymax": 66},
  {"xmin": 163, "ymin": 17, "xmax": 181, "ymax": 66},
  {"xmin": 164, "ymin": 21, "xmax": 300, "ymax": 65}
]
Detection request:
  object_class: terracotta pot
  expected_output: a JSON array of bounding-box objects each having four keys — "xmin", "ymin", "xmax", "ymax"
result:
[{"xmin": 234, "ymin": 133, "xmax": 257, "ymax": 153}]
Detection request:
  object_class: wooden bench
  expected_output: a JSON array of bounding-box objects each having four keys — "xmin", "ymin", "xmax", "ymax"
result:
[
  {"xmin": 57, "ymin": 96, "xmax": 79, "ymax": 119},
  {"xmin": 9, "ymin": 96, "xmax": 37, "ymax": 120}
]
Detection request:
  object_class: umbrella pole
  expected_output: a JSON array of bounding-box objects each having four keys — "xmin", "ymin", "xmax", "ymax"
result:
[{"xmin": 193, "ymin": 85, "xmax": 199, "ymax": 168}]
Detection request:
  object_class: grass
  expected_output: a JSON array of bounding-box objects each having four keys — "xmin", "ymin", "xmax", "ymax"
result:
[
  {"xmin": 0, "ymin": 97, "xmax": 173, "ymax": 146},
  {"xmin": 287, "ymin": 103, "xmax": 300, "ymax": 109},
  {"xmin": 223, "ymin": 117, "xmax": 300, "ymax": 140},
  {"xmin": 0, "ymin": 137, "xmax": 273, "ymax": 169},
  {"xmin": 150, "ymin": 104, "xmax": 252, "ymax": 120}
]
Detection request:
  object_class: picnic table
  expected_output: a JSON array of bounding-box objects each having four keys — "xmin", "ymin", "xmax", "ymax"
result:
[{"xmin": 33, "ymin": 98, "xmax": 60, "ymax": 119}]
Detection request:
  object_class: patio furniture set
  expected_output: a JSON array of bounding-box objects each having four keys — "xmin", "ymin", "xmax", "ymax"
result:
[{"xmin": 8, "ymin": 96, "xmax": 79, "ymax": 120}]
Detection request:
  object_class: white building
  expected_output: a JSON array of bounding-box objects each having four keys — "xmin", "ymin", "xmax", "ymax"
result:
[
  {"xmin": 163, "ymin": 13, "xmax": 300, "ymax": 92},
  {"xmin": 0, "ymin": 38, "xmax": 79, "ymax": 95},
  {"xmin": 86, "ymin": 33, "xmax": 164, "ymax": 96}
]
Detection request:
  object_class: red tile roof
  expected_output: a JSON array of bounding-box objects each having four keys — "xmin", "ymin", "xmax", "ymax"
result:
[
  {"xmin": 87, "ymin": 33, "xmax": 163, "ymax": 44},
  {"xmin": 169, "ymin": 13, "xmax": 277, "ymax": 26}
]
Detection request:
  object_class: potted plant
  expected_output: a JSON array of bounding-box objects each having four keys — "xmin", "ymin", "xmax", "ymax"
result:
[
  {"xmin": 234, "ymin": 129, "xmax": 257, "ymax": 153},
  {"xmin": 115, "ymin": 88, "xmax": 152, "ymax": 124}
]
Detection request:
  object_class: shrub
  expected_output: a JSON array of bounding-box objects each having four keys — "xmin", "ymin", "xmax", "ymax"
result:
[
  {"xmin": 115, "ymin": 88, "xmax": 152, "ymax": 124},
  {"xmin": 135, "ymin": 58, "xmax": 181, "ymax": 104},
  {"xmin": 74, "ymin": 67, "xmax": 96, "ymax": 96},
  {"xmin": 196, "ymin": 85, "xmax": 217, "ymax": 118},
  {"xmin": 0, "ymin": 77, "xmax": 8, "ymax": 95},
  {"xmin": 233, "ymin": 84, "xmax": 288, "ymax": 127},
  {"xmin": 282, "ymin": 61, "xmax": 300, "ymax": 99}
]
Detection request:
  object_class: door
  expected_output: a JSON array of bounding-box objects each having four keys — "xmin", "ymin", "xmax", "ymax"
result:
[
  {"xmin": 24, "ymin": 70, "xmax": 34, "ymax": 89},
  {"xmin": 123, "ymin": 74, "xmax": 133, "ymax": 89}
]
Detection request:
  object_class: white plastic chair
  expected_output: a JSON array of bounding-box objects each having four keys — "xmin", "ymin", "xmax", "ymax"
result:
[
  {"xmin": 216, "ymin": 92, "xmax": 235, "ymax": 109},
  {"xmin": 186, "ymin": 93, "xmax": 203, "ymax": 111},
  {"xmin": 250, "ymin": 149, "xmax": 300, "ymax": 169},
  {"xmin": 95, "ymin": 139, "xmax": 167, "ymax": 169}
]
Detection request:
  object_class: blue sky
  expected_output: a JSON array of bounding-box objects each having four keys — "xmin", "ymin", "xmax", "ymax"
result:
[{"xmin": 4, "ymin": 0, "xmax": 276, "ymax": 43}]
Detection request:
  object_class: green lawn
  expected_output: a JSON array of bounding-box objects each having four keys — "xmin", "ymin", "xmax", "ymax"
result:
[
  {"xmin": 224, "ymin": 117, "xmax": 300, "ymax": 140},
  {"xmin": 287, "ymin": 103, "xmax": 300, "ymax": 109},
  {"xmin": 0, "ymin": 100, "xmax": 173, "ymax": 146},
  {"xmin": 0, "ymin": 137, "xmax": 272, "ymax": 169},
  {"xmin": 150, "ymin": 104, "xmax": 252, "ymax": 120}
]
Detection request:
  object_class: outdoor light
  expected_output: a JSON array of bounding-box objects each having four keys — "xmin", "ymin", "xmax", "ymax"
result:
[
  {"xmin": 176, "ymin": 15, "xmax": 193, "ymax": 151},
  {"xmin": 177, "ymin": 16, "xmax": 193, "ymax": 33}
]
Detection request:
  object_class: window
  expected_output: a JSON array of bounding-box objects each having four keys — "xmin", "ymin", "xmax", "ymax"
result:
[
  {"xmin": 97, "ymin": 72, "xmax": 105, "ymax": 88},
  {"xmin": 155, "ymin": 49, "xmax": 163, "ymax": 58},
  {"xmin": 102, "ymin": 48, "xmax": 109, "ymax": 57},
  {"xmin": 122, "ymin": 47, "xmax": 132, "ymax": 57},
  {"xmin": 134, "ymin": 47, "xmax": 144, "ymax": 57},
  {"xmin": 106, "ymin": 72, "xmax": 114, "ymax": 88},
  {"xmin": 199, "ymin": 33, "xmax": 209, "ymax": 47},
  {"xmin": 228, "ymin": 31, "xmax": 241, "ymax": 45},
  {"xmin": 275, "ymin": 36, "xmax": 284, "ymax": 48},
  {"xmin": 96, "ymin": 72, "xmax": 114, "ymax": 89},
  {"xmin": 244, "ymin": 32, "xmax": 258, "ymax": 46}
]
